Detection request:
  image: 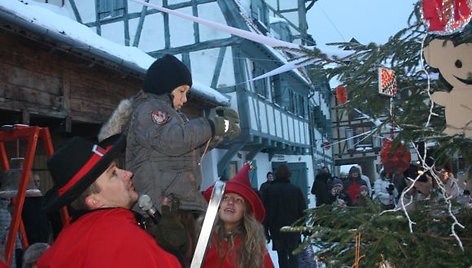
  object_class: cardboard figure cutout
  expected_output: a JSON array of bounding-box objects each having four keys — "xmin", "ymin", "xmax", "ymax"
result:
[{"xmin": 423, "ymin": 38, "xmax": 472, "ymax": 137}]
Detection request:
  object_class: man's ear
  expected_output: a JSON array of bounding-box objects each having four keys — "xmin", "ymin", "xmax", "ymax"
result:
[{"xmin": 85, "ymin": 195, "xmax": 102, "ymax": 209}]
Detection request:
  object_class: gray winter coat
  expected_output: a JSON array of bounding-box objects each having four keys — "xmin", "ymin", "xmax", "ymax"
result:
[{"xmin": 126, "ymin": 91, "xmax": 213, "ymax": 213}]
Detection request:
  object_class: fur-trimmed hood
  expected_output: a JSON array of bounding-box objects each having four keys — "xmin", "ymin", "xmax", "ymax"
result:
[{"xmin": 98, "ymin": 97, "xmax": 134, "ymax": 142}]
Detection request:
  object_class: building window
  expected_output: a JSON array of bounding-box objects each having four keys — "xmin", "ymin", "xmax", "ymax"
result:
[
  {"xmin": 251, "ymin": 0, "xmax": 269, "ymax": 32},
  {"xmin": 226, "ymin": 161, "xmax": 238, "ymax": 181},
  {"xmin": 270, "ymin": 21, "xmax": 292, "ymax": 42},
  {"xmin": 352, "ymin": 125, "xmax": 374, "ymax": 151},
  {"xmin": 252, "ymin": 62, "xmax": 268, "ymax": 98},
  {"xmin": 97, "ymin": 0, "xmax": 125, "ymax": 20},
  {"xmin": 298, "ymin": 95, "xmax": 306, "ymax": 118},
  {"xmin": 288, "ymin": 91, "xmax": 295, "ymax": 113},
  {"xmin": 312, "ymin": 106, "xmax": 325, "ymax": 129},
  {"xmin": 346, "ymin": 128, "xmax": 354, "ymax": 150},
  {"xmin": 270, "ymin": 75, "xmax": 281, "ymax": 105}
]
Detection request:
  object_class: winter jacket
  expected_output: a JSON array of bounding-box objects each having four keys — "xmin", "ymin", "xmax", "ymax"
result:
[
  {"xmin": 37, "ymin": 208, "xmax": 180, "ymax": 268},
  {"xmin": 258, "ymin": 181, "xmax": 272, "ymax": 200},
  {"xmin": 126, "ymin": 91, "xmax": 213, "ymax": 212},
  {"xmin": 263, "ymin": 179, "xmax": 307, "ymax": 250},
  {"xmin": 373, "ymin": 178, "xmax": 397, "ymax": 206},
  {"xmin": 311, "ymin": 172, "xmax": 334, "ymax": 206},
  {"xmin": 343, "ymin": 177, "xmax": 368, "ymax": 206},
  {"xmin": 203, "ymin": 233, "xmax": 274, "ymax": 268}
]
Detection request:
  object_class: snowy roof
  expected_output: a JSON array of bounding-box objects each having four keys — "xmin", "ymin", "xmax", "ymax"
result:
[{"xmin": 0, "ymin": 0, "xmax": 230, "ymax": 106}]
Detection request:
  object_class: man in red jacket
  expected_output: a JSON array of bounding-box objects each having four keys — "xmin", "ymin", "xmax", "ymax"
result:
[{"xmin": 37, "ymin": 134, "xmax": 180, "ymax": 268}]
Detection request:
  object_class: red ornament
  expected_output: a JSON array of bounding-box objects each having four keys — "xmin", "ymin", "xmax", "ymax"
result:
[
  {"xmin": 335, "ymin": 85, "xmax": 348, "ymax": 104},
  {"xmin": 380, "ymin": 139, "xmax": 411, "ymax": 174},
  {"xmin": 422, "ymin": 0, "xmax": 472, "ymax": 35}
]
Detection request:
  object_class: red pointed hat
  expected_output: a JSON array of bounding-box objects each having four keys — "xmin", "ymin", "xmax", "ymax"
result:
[{"xmin": 204, "ymin": 163, "xmax": 265, "ymax": 222}]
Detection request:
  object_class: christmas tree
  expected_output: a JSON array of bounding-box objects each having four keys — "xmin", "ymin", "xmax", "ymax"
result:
[
  {"xmin": 291, "ymin": 198, "xmax": 471, "ymax": 267},
  {"xmin": 286, "ymin": 1, "xmax": 472, "ymax": 267}
]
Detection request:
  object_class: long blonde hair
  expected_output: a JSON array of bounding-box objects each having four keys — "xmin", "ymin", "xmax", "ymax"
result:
[{"xmin": 213, "ymin": 203, "xmax": 267, "ymax": 268}]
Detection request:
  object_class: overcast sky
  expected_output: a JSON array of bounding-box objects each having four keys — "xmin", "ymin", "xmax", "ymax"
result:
[{"xmin": 306, "ymin": 0, "xmax": 418, "ymax": 50}]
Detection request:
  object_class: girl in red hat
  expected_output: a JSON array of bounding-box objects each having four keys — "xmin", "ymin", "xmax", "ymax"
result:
[{"xmin": 202, "ymin": 163, "xmax": 274, "ymax": 268}]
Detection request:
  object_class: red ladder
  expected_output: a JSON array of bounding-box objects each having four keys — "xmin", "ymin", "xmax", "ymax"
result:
[{"xmin": 0, "ymin": 125, "xmax": 69, "ymax": 266}]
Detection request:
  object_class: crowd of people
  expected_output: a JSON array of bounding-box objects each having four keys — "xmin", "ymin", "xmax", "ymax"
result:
[{"xmin": 310, "ymin": 163, "xmax": 471, "ymax": 210}]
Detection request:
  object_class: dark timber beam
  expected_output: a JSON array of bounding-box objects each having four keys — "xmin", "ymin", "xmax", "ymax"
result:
[
  {"xmin": 132, "ymin": 0, "xmax": 150, "ymax": 47},
  {"xmin": 217, "ymin": 142, "xmax": 246, "ymax": 177},
  {"xmin": 84, "ymin": 0, "xmax": 216, "ymax": 28},
  {"xmin": 211, "ymin": 46, "xmax": 226, "ymax": 89},
  {"xmin": 68, "ymin": 0, "xmax": 82, "ymax": 23},
  {"xmin": 246, "ymin": 144, "xmax": 265, "ymax": 161},
  {"xmin": 147, "ymin": 37, "xmax": 240, "ymax": 57}
]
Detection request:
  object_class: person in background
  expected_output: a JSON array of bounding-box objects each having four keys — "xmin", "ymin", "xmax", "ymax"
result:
[
  {"xmin": 258, "ymin": 171, "xmax": 274, "ymax": 242},
  {"xmin": 202, "ymin": 163, "xmax": 274, "ymax": 268},
  {"xmin": 258, "ymin": 171, "xmax": 274, "ymax": 199},
  {"xmin": 0, "ymin": 198, "xmax": 22, "ymax": 268},
  {"xmin": 457, "ymin": 170, "xmax": 472, "ymax": 207},
  {"xmin": 339, "ymin": 172, "xmax": 348, "ymax": 184},
  {"xmin": 357, "ymin": 165, "xmax": 372, "ymax": 197},
  {"xmin": 22, "ymin": 242, "xmax": 49, "ymax": 268},
  {"xmin": 22, "ymin": 174, "xmax": 50, "ymax": 245},
  {"xmin": 436, "ymin": 166, "xmax": 461, "ymax": 199},
  {"xmin": 311, "ymin": 166, "xmax": 333, "ymax": 206},
  {"xmin": 330, "ymin": 178, "xmax": 347, "ymax": 207},
  {"xmin": 373, "ymin": 169, "xmax": 398, "ymax": 210},
  {"xmin": 98, "ymin": 54, "xmax": 240, "ymax": 265},
  {"xmin": 343, "ymin": 166, "xmax": 369, "ymax": 206},
  {"xmin": 402, "ymin": 164, "xmax": 433, "ymax": 201},
  {"xmin": 37, "ymin": 135, "xmax": 180, "ymax": 268},
  {"xmin": 457, "ymin": 170, "xmax": 472, "ymax": 195},
  {"xmin": 263, "ymin": 164, "xmax": 307, "ymax": 268},
  {"xmin": 353, "ymin": 185, "xmax": 370, "ymax": 207}
]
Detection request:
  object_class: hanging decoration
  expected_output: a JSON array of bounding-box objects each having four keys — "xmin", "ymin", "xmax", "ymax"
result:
[
  {"xmin": 335, "ymin": 85, "xmax": 348, "ymax": 104},
  {"xmin": 421, "ymin": 0, "xmax": 472, "ymax": 35},
  {"xmin": 247, "ymin": 58, "xmax": 315, "ymax": 83},
  {"xmin": 379, "ymin": 139, "xmax": 411, "ymax": 174},
  {"xmin": 378, "ymin": 67, "xmax": 397, "ymax": 97}
]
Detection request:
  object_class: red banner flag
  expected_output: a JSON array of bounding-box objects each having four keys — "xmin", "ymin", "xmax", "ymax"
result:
[{"xmin": 335, "ymin": 85, "xmax": 348, "ymax": 104}]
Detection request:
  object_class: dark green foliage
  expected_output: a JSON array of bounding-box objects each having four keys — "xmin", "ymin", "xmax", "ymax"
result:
[{"xmin": 287, "ymin": 199, "xmax": 472, "ymax": 267}]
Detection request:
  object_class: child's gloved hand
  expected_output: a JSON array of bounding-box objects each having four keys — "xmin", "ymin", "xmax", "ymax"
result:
[{"xmin": 146, "ymin": 194, "xmax": 187, "ymax": 251}]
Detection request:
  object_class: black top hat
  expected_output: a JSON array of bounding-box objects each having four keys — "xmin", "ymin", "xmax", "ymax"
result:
[
  {"xmin": 42, "ymin": 134, "xmax": 126, "ymax": 213},
  {"xmin": 143, "ymin": 54, "xmax": 193, "ymax": 96}
]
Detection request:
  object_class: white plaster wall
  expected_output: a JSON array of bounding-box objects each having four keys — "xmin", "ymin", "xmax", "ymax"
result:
[
  {"xmin": 137, "ymin": 13, "xmax": 166, "ymax": 51},
  {"xmin": 198, "ymin": 2, "xmax": 230, "ymax": 41}
]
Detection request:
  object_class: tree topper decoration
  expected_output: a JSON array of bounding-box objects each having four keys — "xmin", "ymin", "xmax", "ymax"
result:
[{"xmin": 422, "ymin": 0, "xmax": 472, "ymax": 35}]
